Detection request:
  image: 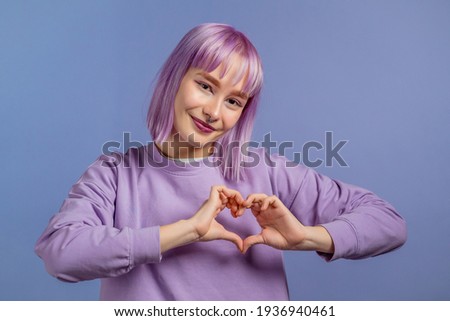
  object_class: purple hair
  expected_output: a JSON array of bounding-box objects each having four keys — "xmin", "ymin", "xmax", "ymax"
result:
[{"xmin": 147, "ymin": 23, "xmax": 263, "ymax": 181}]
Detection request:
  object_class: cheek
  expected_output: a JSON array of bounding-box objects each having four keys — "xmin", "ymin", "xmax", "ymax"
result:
[
  {"xmin": 176, "ymin": 87, "xmax": 205, "ymax": 111},
  {"xmin": 222, "ymin": 110, "xmax": 244, "ymax": 130}
]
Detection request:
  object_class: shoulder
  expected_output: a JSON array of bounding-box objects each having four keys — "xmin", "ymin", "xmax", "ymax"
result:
[
  {"xmin": 94, "ymin": 144, "xmax": 153, "ymax": 170},
  {"xmin": 78, "ymin": 145, "xmax": 151, "ymax": 183}
]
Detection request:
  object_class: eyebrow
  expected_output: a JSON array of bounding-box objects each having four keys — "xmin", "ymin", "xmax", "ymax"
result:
[{"xmin": 197, "ymin": 71, "xmax": 249, "ymax": 100}]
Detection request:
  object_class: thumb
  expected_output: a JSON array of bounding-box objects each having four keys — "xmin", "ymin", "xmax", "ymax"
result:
[
  {"xmin": 242, "ymin": 233, "xmax": 265, "ymax": 254},
  {"xmin": 220, "ymin": 230, "xmax": 244, "ymax": 253}
]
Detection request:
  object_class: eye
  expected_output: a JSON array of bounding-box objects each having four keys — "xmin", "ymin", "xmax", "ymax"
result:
[
  {"xmin": 227, "ymin": 98, "xmax": 243, "ymax": 108},
  {"xmin": 196, "ymin": 81, "xmax": 212, "ymax": 92}
]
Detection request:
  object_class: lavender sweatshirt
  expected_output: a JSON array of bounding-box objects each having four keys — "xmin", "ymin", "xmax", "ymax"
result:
[{"xmin": 35, "ymin": 143, "xmax": 406, "ymax": 300}]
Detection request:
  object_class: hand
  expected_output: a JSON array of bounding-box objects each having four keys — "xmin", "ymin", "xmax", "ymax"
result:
[
  {"xmin": 161, "ymin": 188, "xmax": 333, "ymax": 255},
  {"xmin": 240, "ymin": 194, "xmax": 308, "ymax": 254},
  {"xmin": 188, "ymin": 185, "xmax": 245, "ymax": 251}
]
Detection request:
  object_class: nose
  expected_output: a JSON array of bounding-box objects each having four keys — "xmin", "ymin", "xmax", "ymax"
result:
[{"xmin": 202, "ymin": 97, "xmax": 221, "ymax": 121}]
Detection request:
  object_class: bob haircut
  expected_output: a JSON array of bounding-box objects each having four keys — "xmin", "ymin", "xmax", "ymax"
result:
[{"xmin": 147, "ymin": 23, "xmax": 263, "ymax": 181}]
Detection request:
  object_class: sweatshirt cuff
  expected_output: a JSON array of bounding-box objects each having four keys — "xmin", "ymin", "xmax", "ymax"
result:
[
  {"xmin": 318, "ymin": 219, "xmax": 359, "ymax": 261},
  {"xmin": 131, "ymin": 226, "xmax": 162, "ymax": 265}
]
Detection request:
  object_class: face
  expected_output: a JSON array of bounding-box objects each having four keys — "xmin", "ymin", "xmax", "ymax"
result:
[{"xmin": 165, "ymin": 55, "xmax": 249, "ymax": 158}]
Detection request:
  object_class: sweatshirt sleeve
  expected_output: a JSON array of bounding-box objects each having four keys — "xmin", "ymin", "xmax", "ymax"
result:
[
  {"xmin": 34, "ymin": 154, "xmax": 161, "ymax": 282},
  {"xmin": 270, "ymin": 154, "xmax": 407, "ymax": 261}
]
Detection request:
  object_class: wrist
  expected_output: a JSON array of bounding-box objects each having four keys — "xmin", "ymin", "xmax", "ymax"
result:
[
  {"xmin": 160, "ymin": 219, "xmax": 201, "ymax": 254},
  {"xmin": 182, "ymin": 218, "xmax": 202, "ymax": 242},
  {"xmin": 296, "ymin": 226, "xmax": 335, "ymax": 254}
]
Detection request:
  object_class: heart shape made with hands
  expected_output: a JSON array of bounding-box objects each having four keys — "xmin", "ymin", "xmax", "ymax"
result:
[{"xmin": 197, "ymin": 186, "xmax": 307, "ymax": 254}]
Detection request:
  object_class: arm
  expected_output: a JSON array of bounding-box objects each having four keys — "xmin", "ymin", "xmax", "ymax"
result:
[
  {"xmin": 35, "ymin": 155, "xmax": 242, "ymax": 282},
  {"xmin": 243, "ymin": 154, "xmax": 407, "ymax": 260},
  {"xmin": 35, "ymin": 155, "xmax": 160, "ymax": 282},
  {"xmin": 160, "ymin": 185, "xmax": 244, "ymax": 253},
  {"xmin": 290, "ymin": 167, "xmax": 407, "ymax": 260},
  {"xmin": 241, "ymin": 194, "xmax": 335, "ymax": 254}
]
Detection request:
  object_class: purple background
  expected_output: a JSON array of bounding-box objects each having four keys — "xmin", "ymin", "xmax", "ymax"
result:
[{"xmin": 1, "ymin": 0, "xmax": 449, "ymax": 300}]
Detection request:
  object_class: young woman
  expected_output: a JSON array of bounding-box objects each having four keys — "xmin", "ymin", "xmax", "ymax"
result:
[{"xmin": 35, "ymin": 23, "xmax": 407, "ymax": 300}]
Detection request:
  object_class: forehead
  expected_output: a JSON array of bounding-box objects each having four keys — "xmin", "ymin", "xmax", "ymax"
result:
[
  {"xmin": 192, "ymin": 55, "xmax": 249, "ymax": 93},
  {"xmin": 196, "ymin": 70, "xmax": 249, "ymax": 101},
  {"xmin": 191, "ymin": 51, "xmax": 260, "ymax": 97}
]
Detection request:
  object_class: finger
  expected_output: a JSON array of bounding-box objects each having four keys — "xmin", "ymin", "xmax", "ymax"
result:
[
  {"xmin": 233, "ymin": 204, "xmax": 241, "ymax": 217},
  {"xmin": 261, "ymin": 196, "xmax": 277, "ymax": 211},
  {"xmin": 249, "ymin": 203, "xmax": 262, "ymax": 216},
  {"xmin": 250, "ymin": 200, "xmax": 262, "ymax": 210},
  {"xmin": 242, "ymin": 234, "xmax": 265, "ymax": 254},
  {"xmin": 230, "ymin": 207, "xmax": 238, "ymax": 218},
  {"xmin": 209, "ymin": 185, "xmax": 223, "ymax": 202},
  {"xmin": 231, "ymin": 196, "xmax": 246, "ymax": 218},
  {"xmin": 216, "ymin": 186, "xmax": 244, "ymax": 214},
  {"xmin": 231, "ymin": 204, "xmax": 246, "ymax": 218},
  {"xmin": 227, "ymin": 196, "xmax": 236, "ymax": 207},
  {"xmin": 220, "ymin": 230, "xmax": 244, "ymax": 252},
  {"xmin": 235, "ymin": 205, "xmax": 247, "ymax": 217},
  {"xmin": 243, "ymin": 193, "xmax": 267, "ymax": 207},
  {"xmin": 219, "ymin": 186, "xmax": 245, "ymax": 205},
  {"xmin": 226, "ymin": 197, "xmax": 238, "ymax": 217},
  {"xmin": 219, "ymin": 191, "xmax": 228, "ymax": 204}
]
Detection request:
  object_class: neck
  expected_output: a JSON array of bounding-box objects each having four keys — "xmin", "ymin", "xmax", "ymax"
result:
[{"xmin": 156, "ymin": 141, "xmax": 214, "ymax": 159}]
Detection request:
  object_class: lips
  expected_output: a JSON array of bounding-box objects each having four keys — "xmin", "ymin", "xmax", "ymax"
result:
[{"xmin": 190, "ymin": 115, "xmax": 216, "ymax": 133}]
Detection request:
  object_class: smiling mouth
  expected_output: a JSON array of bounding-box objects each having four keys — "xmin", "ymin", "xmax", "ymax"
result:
[{"xmin": 190, "ymin": 115, "xmax": 216, "ymax": 133}]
